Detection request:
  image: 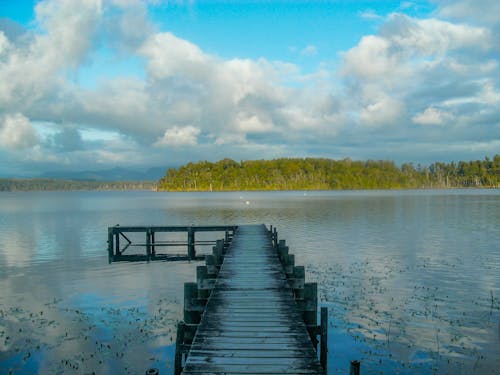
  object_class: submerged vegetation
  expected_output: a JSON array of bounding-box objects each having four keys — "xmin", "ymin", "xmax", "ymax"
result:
[{"xmin": 158, "ymin": 155, "xmax": 500, "ymax": 191}]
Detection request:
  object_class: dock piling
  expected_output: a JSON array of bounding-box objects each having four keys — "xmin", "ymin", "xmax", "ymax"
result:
[
  {"xmin": 321, "ymin": 306, "xmax": 328, "ymax": 373},
  {"xmin": 350, "ymin": 360, "xmax": 361, "ymax": 375}
]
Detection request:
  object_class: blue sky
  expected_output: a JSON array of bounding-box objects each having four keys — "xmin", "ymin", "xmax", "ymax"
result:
[{"xmin": 0, "ymin": 0, "xmax": 498, "ymax": 177}]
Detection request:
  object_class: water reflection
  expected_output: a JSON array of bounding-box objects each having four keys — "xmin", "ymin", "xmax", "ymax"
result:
[{"xmin": 0, "ymin": 190, "xmax": 499, "ymax": 374}]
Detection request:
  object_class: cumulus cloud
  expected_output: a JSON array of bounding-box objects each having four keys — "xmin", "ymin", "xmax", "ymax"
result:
[
  {"xmin": 235, "ymin": 113, "xmax": 274, "ymax": 133},
  {"xmin": 154, "ymin": 126, "xmax": 201, "ymax": 147},
  {"xmin": 380, "ymin": 13, "xmax": 491, "ymax": 54},
  {"xmin": 0, "ymin": 113, "xmax": 40, "ymax": 150},
  {"xmin": 0, "ymin": 0, "xmax": 102, "ymax": 108},
  {"xmin": 0, "ymin": 31, "xmax": 9, "ymax": 55},
  {"xmin": 341, "ymin": 9, "xmax": 498, "ymax": 138},
  {"xmin": 436, "ymin": 0, "xmax": 500, "ymax": 25},
  {"xmin": 139, "ymin": 32, "xmax": 211, "ymax": 80},
  {"xmin": 412, "ymin": 107, "xmax": 453, "ymax": 125},
  {"xmin": 360, "ymin": 96, "xmax": 405, "ymax": 127},
  {"xmin": 0, "ymin": 0, "xmax": 499, "ymax": 176}
]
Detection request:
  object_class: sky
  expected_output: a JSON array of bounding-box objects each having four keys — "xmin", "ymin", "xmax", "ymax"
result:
[{"xmin": 0, "ymin": 0, "xmax": 499, "ymax": 177}]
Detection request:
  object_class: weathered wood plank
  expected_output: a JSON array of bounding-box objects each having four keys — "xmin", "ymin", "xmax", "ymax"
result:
[
  {"xmin": 183, "ymin": 363, "xmax": 323, "ymax": 374},
  {"xmin": 181, "ymin": 224, "xmax": 323, "ymax": 375}
]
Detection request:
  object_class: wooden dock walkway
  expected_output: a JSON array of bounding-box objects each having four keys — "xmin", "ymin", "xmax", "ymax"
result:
[{"xmin": 178, "ymin": 224, "xmax": 326, "ymax": 374}]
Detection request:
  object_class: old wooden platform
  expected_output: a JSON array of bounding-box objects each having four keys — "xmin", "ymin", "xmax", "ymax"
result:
[{"xmin": 180, "ymin": 224, "xmax": 325, "ymax": 374}]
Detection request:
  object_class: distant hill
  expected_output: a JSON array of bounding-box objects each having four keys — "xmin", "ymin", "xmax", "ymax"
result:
[
  {"xmin": 0, "ymin": 179, "xmax": 157, "ymax": 192},
  {"xmin": 39, "ymin": 166, "xmax": 166, "ymax": 181}
]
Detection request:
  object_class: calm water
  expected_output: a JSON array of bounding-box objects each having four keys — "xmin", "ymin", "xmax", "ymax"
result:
[{"xmin": 0, "ymin": 190, "xmax": 499, "ymax": 374}]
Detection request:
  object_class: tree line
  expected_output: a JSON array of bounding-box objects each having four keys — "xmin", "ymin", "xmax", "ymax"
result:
[
  {"xmin": 0, "ymin": 179, "xmax": 157, "ymax": 192},
  {"xmin": 158, "ymin": 155, "xmax": 500, "ymax": 191}
]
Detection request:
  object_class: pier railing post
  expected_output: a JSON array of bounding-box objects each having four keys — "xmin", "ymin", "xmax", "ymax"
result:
[
  {"xmin": 320, "ymin": 306, "xmax": 328, "ymax": 374},
  {"xmin": 115, "ymin": 228, "xmax": 120, "ymax": 255},
  {"xmin": 188, "ymin": 227, "xmax": 195, "ymax": 260},
  {"xmin": 151, "ymin": 230, "xmax": 155, "ymax": 256},
  {"xmin": 146, "ymin": 228, "xmax": 152, "ymax": 262},
  {"xmin": 107, "ymin": 227, "xmax": 114, "ymax": 263}
]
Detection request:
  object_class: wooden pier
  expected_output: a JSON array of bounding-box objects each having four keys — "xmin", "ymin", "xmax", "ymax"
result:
[
  {"xmin": 107, "ymin": 225, "xmax": 237, "ymax": 262},
  {"xmin": 176, "ymin": 224, "xmax": 327, "ymax": 374}
]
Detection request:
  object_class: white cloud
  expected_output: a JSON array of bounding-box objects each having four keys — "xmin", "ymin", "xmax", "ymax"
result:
[
  {"xmin": 360, "ymin": 96, "xmax": 405, "ymax": 126},
  {"xmin": 436, "ymin": 0, "xmax": 500, "ymax": 25},
  {"xmin": 154, "ymin": 126, "xmax": 201, "ymax": 147},
  {"xmin": 359, "ymin": 10, "xmax": 382, "ymax": 20},
  {"xmin": 214, "ymin": 133, "xmax": 247, "ymax": 146},
  {"xmin": 0, "ymin": 0, "xmax": 102, "ymax": 108},
  {"xmin": 412, "ymin": 107, "xmax": 453, "ymax": 125},
  {"xmin": 34, "ymin": 0, "xmax": 102, "ymax": 67},
  {"xmin": 1, "ymin": 0, "xmax": 499, "ymax": 175},
  {"xmin": 235, "ymin": 114, "xmax": 273, "ymax": 133},
  {"xmin": 479, "ymin": 81, "xmax": 500, "ymax": 105},
  {"xmin": 139, "ymin": 32, "xmax": 211, "ymax": 80},
  {"xmin": 342, "ymin": 35, "xmax": 398, "ymax": 79},
  {"xmin": 381, "ymin": 14, "xmax": 491, "ymax": 55},
  {"xmin": 0, "ymin": 31, "xmax": 9, "ymax": 55},
  {"xmin": 300, "ymin": 45, "xmax": 317, "ymax": 56},
  {"xmin": 0, "ymin": 113, "xmax": 40, "ymax": 150}
]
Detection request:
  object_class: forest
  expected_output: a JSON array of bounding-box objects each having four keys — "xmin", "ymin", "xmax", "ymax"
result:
[
  {"xmin": 0, "ymin": 179, "xmax": 157, "ymax": 192},
  {"xmin": 158, "ymin": 155, "xmax": 500, "ymax": 191}
]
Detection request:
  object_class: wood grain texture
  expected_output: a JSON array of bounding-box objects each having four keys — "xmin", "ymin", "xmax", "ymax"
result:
[{"xmin": 182, "ymin": 224, "xmax": 322, "ymax": 374}]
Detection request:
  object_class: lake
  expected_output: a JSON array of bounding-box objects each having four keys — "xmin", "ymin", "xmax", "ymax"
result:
[{"xmin": 0, "ymin": 190, "xmax": 499, "ymax": 374}]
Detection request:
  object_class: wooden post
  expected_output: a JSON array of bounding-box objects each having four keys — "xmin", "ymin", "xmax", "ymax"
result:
[
  {"xmin": 184, "ymin": 282, "xmax": 198, "ymax": 324},
  {"xmin": 304, "ymin": 282, "xmax": 318, "ymax": 331},
  {"xmin": 146, "ymin": 228, "xmax": 151, "ymax": 262},
  {"xmin": 279, "ymin": 243, "xmax": 289, "ymax": 263},
  {"xmin": 293, "ymin": 266, "xmax": 305, "ymax": 299},
  {"xmin": 350, "ymin": 360, "xmax": 360, "ymax": 375},
  {"xmin": 205, "ymin": 254, "xmax": 217, "ymax": 275},
  {"xmin": 214, "ymin": 239, "xmax": 224, "ymax": 265},
  {"xmin": 174, "ymin": 321, "xmax": 185, "ymax": 375},
  {"xmin": 198, "ymin": 265, "xmax": 212, "ymax": 298},
  {"xmin": 278, "ymin": 240, "xmax": 286, "ymax": 259},
  {"xmin": 151, "ymin": 230, "xmax": 156, "ymax": 256},
  {"xmin": 320, "ymin": 307, "xmax": 328, "ymax": 374},
  {"xmin": 107, "ymin": 227, "xmax": 114, "ymax": 263},
  {"xmin": 197, "ymin": 266, "xmax": 207, "ymax": 285},
  {"xmin": 115, "ymin": 230, "xmax": 120, "ymax": 255},
  {"xmin": 188, "ymin": 227, "xmax": 195, "ymax": 260},
  {"xmin": 286, "ymin": 254, "xmax": 295, "ymax": 275}
]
